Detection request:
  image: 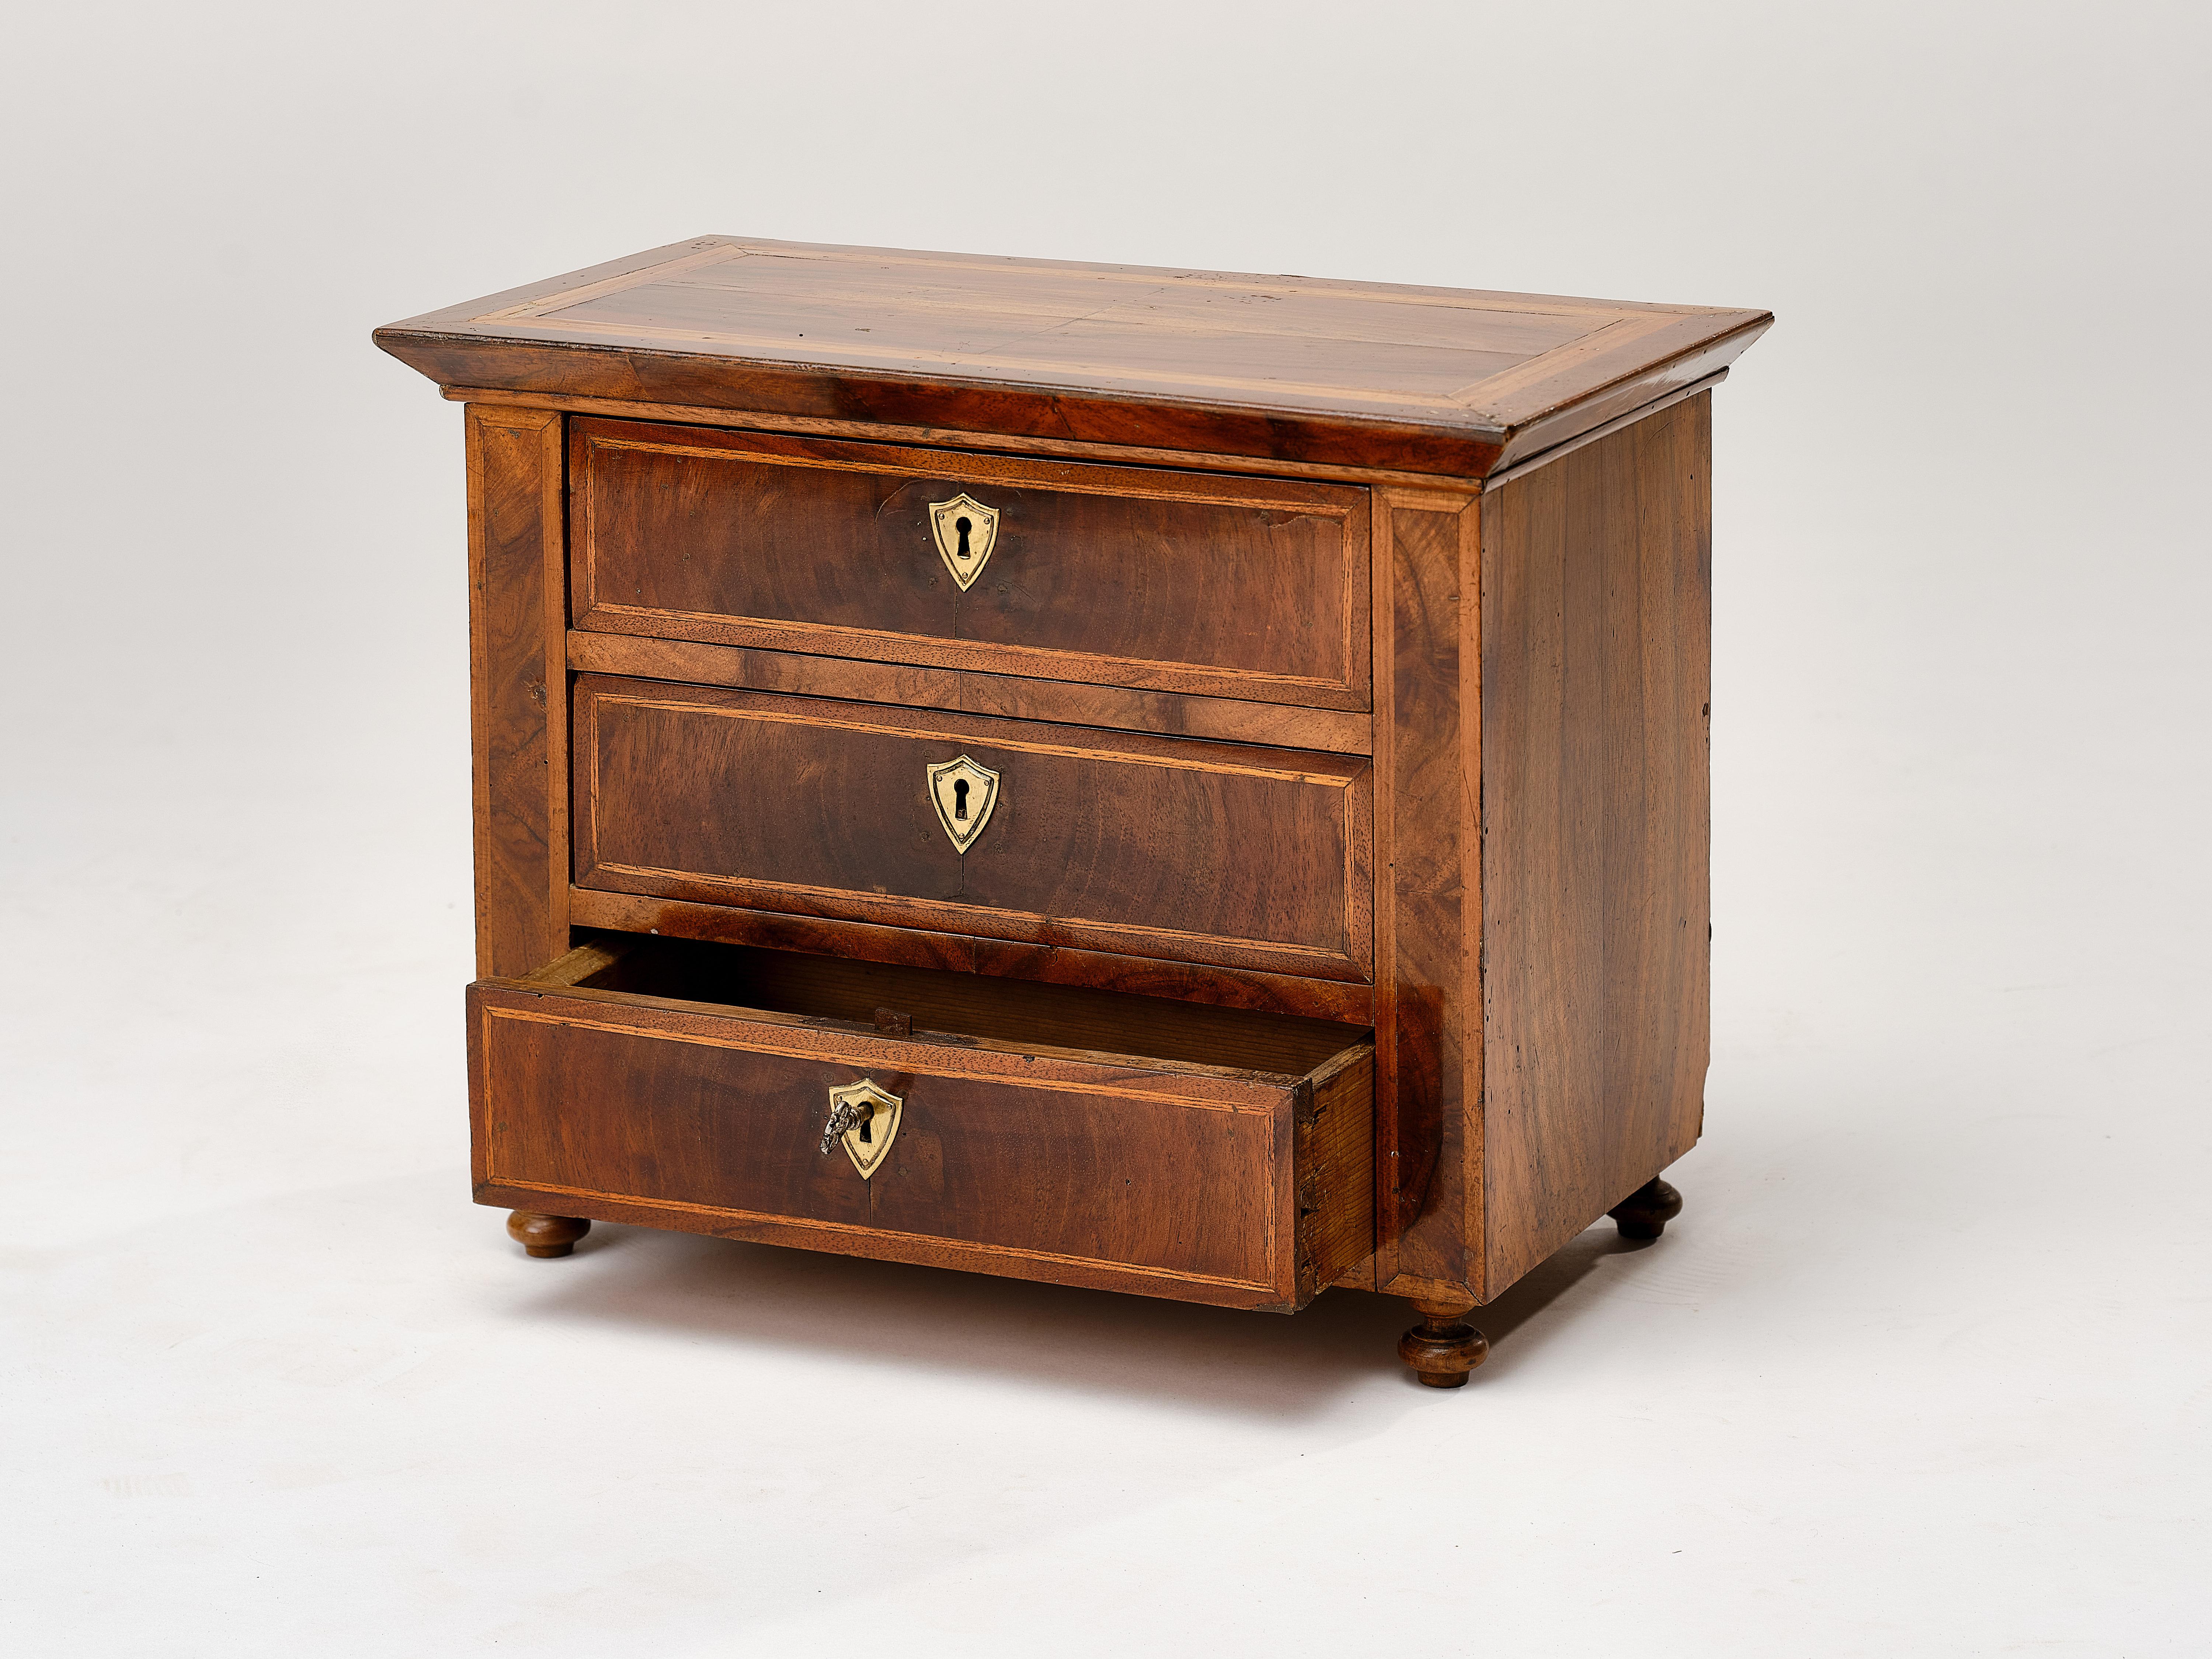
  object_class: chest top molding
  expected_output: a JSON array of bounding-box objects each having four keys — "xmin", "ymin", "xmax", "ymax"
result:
[{"xmin": 375, "ymin": 236, "xmax": 1771, "ymax": 479}]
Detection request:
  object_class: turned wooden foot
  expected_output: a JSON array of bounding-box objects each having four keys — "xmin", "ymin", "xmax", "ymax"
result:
[
  {"xmin": 1397, "ymin": 1299, "xmax": 1490, "ymax": 1389},
  {"xmin": 1608, "ymin": 1176, "xmax": 1683, "ymax": 1241},
  {"xmin": 507, "ymin": 1211, "xmax": 590, "ymax": 1258}
]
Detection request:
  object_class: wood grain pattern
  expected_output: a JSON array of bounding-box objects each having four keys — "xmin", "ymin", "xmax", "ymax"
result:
[
  {"xmin": 467, "ymin": 938, "xmax": 1374, "ymax": 1311},
  {"xmin": 564, "ymin": 631, "xmax": 1374, "ymax": 756},
  {"xmin": 570, "ymin": 419, "xmax": 1370, "ymax": 710},
  {"xmin": 566, "ymin": 887, "xmax": 1378, "ymax": 1026},
  {"xmin": 465, "ymin": 403, "xmax": 568, "ymax": 977},
  {"xmin": 1478, "ymin": 392, "xmax": 1712, "ymax": 1295},
  {"xmin": 376, "ymin": 236, "xmax": 1773, "ymax": 477},
  {"xmin": 571, "ymin": 676, "xmax": 1374, "ymax": 982}
]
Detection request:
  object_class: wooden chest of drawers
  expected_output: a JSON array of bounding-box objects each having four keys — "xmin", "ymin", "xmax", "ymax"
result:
[{"xmin": 376, "ymin": 236, "xmax": 1770, "ymax": 1384}]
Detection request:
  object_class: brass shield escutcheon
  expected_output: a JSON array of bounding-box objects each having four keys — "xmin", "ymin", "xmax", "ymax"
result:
[
  {"xmin": 829, "ymin": 1079, "xmax": 902, "ymax": 1180},
  {"xmin": 927, "ymin": 493, "xmax": 999, "ymax": 591},
  {"xmin": 926, "ymin": 754, "xmax": 1000, "ymax": 854}
]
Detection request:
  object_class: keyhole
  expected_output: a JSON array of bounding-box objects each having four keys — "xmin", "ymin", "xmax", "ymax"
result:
[
  {"xmin": 858, "ymin": 1112, "xmax": 873, "ymax": 1144},
  {"xmin": 953, "ymin": 778, "xmax": 970, "ymax": 820},
  {"xmin": 954, "ymin": 516, "xmax": 973, "ymax": 560}
]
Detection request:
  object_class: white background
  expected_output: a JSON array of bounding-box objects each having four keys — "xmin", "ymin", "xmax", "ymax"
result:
[{"xmin": 5, "ymin": 2, "xmax": 2206, "ymax": 1653}]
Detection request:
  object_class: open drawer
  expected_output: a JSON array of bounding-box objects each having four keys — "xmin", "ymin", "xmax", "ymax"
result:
[{"xmin": 467, "ymin": 937, "xmax": 1375, "ymax": 1311}]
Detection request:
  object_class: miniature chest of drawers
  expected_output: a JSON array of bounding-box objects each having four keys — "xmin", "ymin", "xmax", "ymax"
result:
[{"xmin": 375, "ymin": 237, "xmax": 1770, "ymax": 1385}]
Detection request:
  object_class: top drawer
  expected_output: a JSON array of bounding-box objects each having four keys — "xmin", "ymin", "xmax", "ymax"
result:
[{"xmin": 568, "ymin": 420, "xmax": 1372, "ymax": 711}]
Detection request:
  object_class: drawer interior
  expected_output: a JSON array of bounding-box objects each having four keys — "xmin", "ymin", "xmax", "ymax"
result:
[{"xmin": 542, "ymin": 933, "xmax": 1368, "ymax": 1078}]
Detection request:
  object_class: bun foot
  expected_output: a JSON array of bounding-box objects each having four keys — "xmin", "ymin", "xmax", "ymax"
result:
[
  {"xmin": 1608, "ymin": 1176, "xmax": 1683, "ymax": 1241},
  {"xmin": 507, "ymin": 1211, "xmax": 590, "ymax": 1258},
  {"xmin": 1397, "ymin": 1299, "xmax": 1490, "ymax": 1388}
]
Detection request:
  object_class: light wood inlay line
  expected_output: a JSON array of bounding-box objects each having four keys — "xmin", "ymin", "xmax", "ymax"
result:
[
  {"xmin": 474, "ymin": 243, "xmax": 749, "ymax": 321},
  {"xmin": 483, "ymin": 316, "xmax": 1506, "ymax": 408},
  {"xmin": 589, "ymin": 693, "xmax": 1366, "ymax": 784},
  {"xmin": 480, "ymin": 1005, "xmax": 1292, "ymax": 1109},
  {"xmin": 578, "ymin": 608, "xmax": 1361, "ymax": 695},
  {"xmin": 485, "ymin": 1180, "xmax": 1277, "ymax": 1292},
  {"xmin": 581, "ymin": 863, "xmax": 1363, "ymax": 967},
  {"xmin": 474, "ymin": 241, "xmax": 1649, "ymax": 322},
  {"xmin": 560, "ymin": 631, "xmax": 1377, "ymax": 757},
  {"xmin": 582, "ymin": 434, "xmax": 1364, "ymax": 517}
]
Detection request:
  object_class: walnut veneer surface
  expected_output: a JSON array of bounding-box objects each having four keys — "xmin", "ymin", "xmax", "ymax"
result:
[{"xmin": 377, "ymin": 235, "xmax": 1769, "ymax": 1385}]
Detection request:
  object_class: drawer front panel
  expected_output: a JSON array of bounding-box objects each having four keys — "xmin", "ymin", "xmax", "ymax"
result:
[
  {"xmin": 570, "ymin": 420, "xmax": 1371, "ymax": 710},
  {"xmin": 477, "ymin": 1004, "xmax": 872, "ymax": 1231},
  {"xmin": 467, "ymin": 971, "xmax": 1375, "ymax": 1309},
  {"xmin": 573, "ymin": 676, "xmax": 1374, "ymax": 982}
]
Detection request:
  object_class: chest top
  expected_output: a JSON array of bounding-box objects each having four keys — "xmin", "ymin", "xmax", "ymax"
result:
[{"xmin": 374, "ymin": 235, "xmax": 1771, "ymax": 478}]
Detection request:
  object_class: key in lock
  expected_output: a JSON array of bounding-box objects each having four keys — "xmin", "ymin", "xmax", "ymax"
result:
[{"xmin": 821, "ymin": 1079, "xmax": 903, "ymax": 1179}]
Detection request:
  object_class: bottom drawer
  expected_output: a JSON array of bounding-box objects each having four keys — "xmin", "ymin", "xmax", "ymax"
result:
[{"xmin": 467, "ymin": 938, "xmax": 1374, "ymax": 1311}]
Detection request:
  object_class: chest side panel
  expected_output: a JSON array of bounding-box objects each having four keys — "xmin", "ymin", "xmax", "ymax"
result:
[{"xmin": 1480, "ymin": 393, "xmax": 1713, "ymax": 1295}]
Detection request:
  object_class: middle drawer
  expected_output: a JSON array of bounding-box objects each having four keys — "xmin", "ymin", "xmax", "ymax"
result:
[{"xmin": 573, "ymin": 675, "xmax": 1374, "ymax": 983}]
